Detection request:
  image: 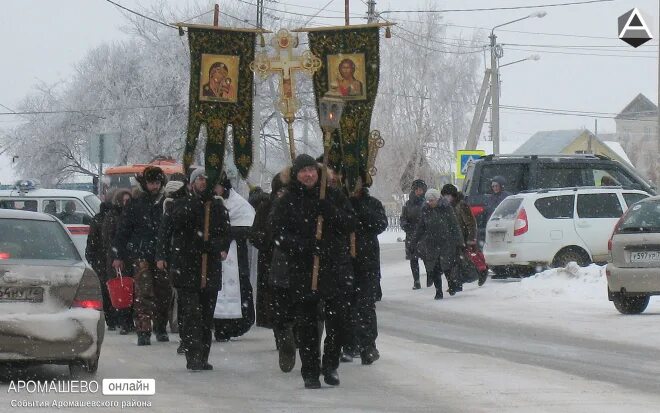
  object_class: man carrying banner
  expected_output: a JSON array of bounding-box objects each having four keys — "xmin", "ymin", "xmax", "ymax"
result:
[
  {"xmin": 156, "ymin": 169, "xmax": 231, "ymax": 371},
  {"xmin": 271, "ymin": 154, "xmax": 356, "ymax": 389}
]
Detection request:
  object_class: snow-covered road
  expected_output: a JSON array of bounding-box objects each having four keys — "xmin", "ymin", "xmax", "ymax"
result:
[{"xmin": 1, "ymin": 239, "xmax": 659, "ymax": 412}]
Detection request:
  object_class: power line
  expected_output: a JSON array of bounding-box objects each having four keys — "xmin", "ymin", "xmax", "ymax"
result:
[
  {"xmin": 233, "ymin": 0, "xmax": 352, "ymax": 20},
  {"xmin": 392, "ymin": 32, "xmax": 487, "ymax": 55},
  {"xmin": 103, "ymin": 0, "xmax": 177, "ymax": 30},
  {"xmin": 180, "ymin": 9, "xmax": 215, "ymax": 23},
  {"xmin": 395, "ymin": 25, "xmax": 485, "ymax": 49},
  {"xmin": 0, "ymin": 104, "xmax": 181, "ymax": 116},
  {"xmin": 505, "ymin": 46, "xmax": 658, "ymax": 58},
  {"xmin": 381, "ymin": 0, "xmax": 614, "ymax": 14}
]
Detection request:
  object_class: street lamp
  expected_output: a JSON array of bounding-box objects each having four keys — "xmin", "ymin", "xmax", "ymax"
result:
[
  {"xmin": 311, "ymin": 96, "xmax": 345, "ymax": 290},
  {"xmin": 499, "ymin": 54, "xmax": 541, "ymax": 69},
  {"xmin": 490, "ymin": 12, "xmax": 546, "ymax": 154}
]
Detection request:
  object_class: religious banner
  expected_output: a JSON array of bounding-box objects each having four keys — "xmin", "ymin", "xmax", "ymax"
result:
[
  {"xmin": 181, "ymin": 25, "xmax": 258, "ymax": 187},
  {"xmin": 305, "ymin": 24, "xmax": 383, "ymax": 192}
]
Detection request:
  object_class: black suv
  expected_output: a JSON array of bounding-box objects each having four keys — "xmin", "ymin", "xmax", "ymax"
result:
[{"xmin": 462, "ymin": 154, "xmax": 656, "ymax": 242}]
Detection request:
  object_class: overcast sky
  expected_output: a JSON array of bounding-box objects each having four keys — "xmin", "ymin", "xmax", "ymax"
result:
[{"xmin": 0, "ymin": 0, "xmax": 658, "ymax": 181}]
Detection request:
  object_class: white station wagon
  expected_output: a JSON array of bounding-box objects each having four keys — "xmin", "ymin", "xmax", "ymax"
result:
[
  {"xmin": 0, "ymin": 181, "xmax": 101, "ymax": 254},
  {"xmin": 484, "ymin": 187, "xmax": 650, "ymax": 276}
]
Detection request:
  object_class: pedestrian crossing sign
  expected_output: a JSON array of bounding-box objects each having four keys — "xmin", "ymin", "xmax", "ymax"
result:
[{"xmin": 456, "ymin": 150, "xmax": 485, "ymax": 179}]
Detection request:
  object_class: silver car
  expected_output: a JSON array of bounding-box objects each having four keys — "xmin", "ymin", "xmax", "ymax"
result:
[
  {"xmin": 607, "ymin": 195, "xmax": 660, "ymax": 314},
  {"xmin": 0, "ymin": 209, "xmax": 104, "ymax": 373}
]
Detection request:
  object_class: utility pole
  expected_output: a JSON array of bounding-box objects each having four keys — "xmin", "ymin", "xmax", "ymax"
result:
[
  {"xmin": 657, "ymin": 0, "xmax": 660, "ymax": 186},
  {"xmin": 489, "ymin": 33, "xmax": 500, "ymax": 154},
  {"xmin": 345, "ymin": 0, "xmax": 350, "ymax": 26},
  {"xmin": 213, "ymin": 3, "xmax": 219, "ymax": 27},
  {"xmin": 465, "ymin": 69, "xmax": 491, "ymax": 150},
  {"xmin": 256, "ymin": 0, "xmax": 264, "ymax": 29},
  {"xmin": 367, "ymin": 0, "xmax": 377, "ymax": 23},
  {"xmin": 98, "ymin": 134, "xmax": 105, "ymax": 196}
]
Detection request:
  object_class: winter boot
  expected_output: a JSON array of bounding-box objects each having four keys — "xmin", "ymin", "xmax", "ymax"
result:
[
  {"xmin": 304, "ymin": 377, "xmax": 321, "ymax": 389},
  {"xmin": 323, "ymin": 369, "xmax": 340, "ymax": 386},
  {"xmin": 155, "ymin": 330, "xmax": 169, "ymax": 342},
  {"xmin": 478, "ymin": 270, "xmax": 488, "ymax": 287},
  {"xmin": 426, "ymin": 275, "xmax": 433, "ymax": 288},
  {"xmin": 137, "ymin": 332, "xmax": 151, "ymax": 346},
  {"xmin": 278, "ymin": 327, "xmax": 296, "ymax": 373},
  {"xmin": 434, "ymin": 290, "xmax": 443, "ymax": 300},
  {"xmin": 412, "ymin": 281, "xmax": 421, "ymax": 290},
  {"xmin": 340, "ymin": 351, "xmax": 354, "ymax": 363},
  {"xmin": 176, "ymin": 343, "xmax": 186, "ymax": 355},
  {"xmin": 361, "ymin": 346, "xmax": 380, "ymax": 365}
]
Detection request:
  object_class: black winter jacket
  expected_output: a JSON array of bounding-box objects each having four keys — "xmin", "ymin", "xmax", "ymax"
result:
[
  {"xmin": 351, "ymin": 189, "xmax": 388, "ymax": 275},
  {"xmin": 271, "ymin": 179, "xmax": 356, "ymax": 300},
  {"xmin": 400, "ymin": 192, "xmax": 425, "ymax": 234},
  {"xmin": 85, "ymin": 202, "xmax": 110, "ymax": 275},
  {"xmin": 156, "ymin": 191, "xmax": 231, "ymax": 291},
  {"xmin": 411, "ymin": 200, "xmax": 464, "ymax": 272},
  {"xmin": 112, "ymin": 189, "xmax": 165, "ymax": 262}
]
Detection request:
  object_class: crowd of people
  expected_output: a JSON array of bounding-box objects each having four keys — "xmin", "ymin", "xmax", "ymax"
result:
[{"xmin": 85, "ymin": 155, "xmax": 505, "ymax": 389}]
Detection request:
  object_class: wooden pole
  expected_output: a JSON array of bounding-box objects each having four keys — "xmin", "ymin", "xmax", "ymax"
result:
[
  {"xmin": 200, "ymin": 201, "xmax": 211, "ymax": 289},
  {"xmin": 286, "ymin": 119, "xmax": 296, "ymax": 162},
  {"xmin": 312, "ymin": 130, "xmax": 332, "ymax": 290},
  {"xmin": 345, "ymin": 0, "xmax": 350, "ymax": 26},
  {"xmin": 214, "ymin": 3, "xmax": 219, "ymax": 27}
]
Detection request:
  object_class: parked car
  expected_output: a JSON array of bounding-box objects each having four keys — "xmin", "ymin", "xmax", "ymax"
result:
[
  {"xmin": 607, "ymin": 195, "xmax": 660, "ymax": 314},
  {"xmin": 0, "ymin": 209, "xmax": 104, "ymax": 373},
  {"xmin": 462, "ymin": 154, "xmax": 656, "ymax": 243},
  {"xmin": 483, "ymin": 187, "xmax": 650, "ymax": 277},
  {"xmin": 0, "ymin": 180, "xmax": 101, "ymax": 254}
]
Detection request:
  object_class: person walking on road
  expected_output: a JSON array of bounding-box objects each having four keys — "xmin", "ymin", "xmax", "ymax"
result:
[
  {"xmin": 400, "ymin": 179, "xmax": 428, "ymax": 290},
  {"xmin": 112, "ymin": 166, "xmax": 171, "ymax": 346},
  {"xmin": 271, "ymin": 154, "xmax": 356, "ymax": 389},
  {"xmin": 156, "ymin": 169, "xmax": 231, "ymax": 371},
  {"xmin": 411, "ymin": 189, "xmax": 464, "ymax": 300}
]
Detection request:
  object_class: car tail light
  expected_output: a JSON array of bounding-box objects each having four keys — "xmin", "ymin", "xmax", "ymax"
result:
[
  {"xmin": 73, "ymin": 299, "xmax": 103, "ymax": 310},
  {"xmin": 71, "ymin": 269, "xmax": 102, "ymax": 311},
  {"xmin": 0, "ymin": 252, "xmax": 10, "ymax": 260},
  {"xmin": 608, "ymin": 215, "xmax": 626, "ymax": 252},
  {"xmin": 67, "ymin": 225, "xmax": 90, "ymax": 235},
  {"xmin": 470, "ymin": 205, "xmax": 485, "ymax": 217},
  {"xmin": 513, "ymin": 208, "xmax": 528, "ymax": 236}
]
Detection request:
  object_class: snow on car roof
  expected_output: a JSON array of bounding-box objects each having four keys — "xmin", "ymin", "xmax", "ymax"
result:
[
  {"xmin": 0, "ymin": 209, "xmax": 57, "ymax": 221},
  {"xmin": 0, "ymin": 188, "xmax": 95, "ymax": 198}
]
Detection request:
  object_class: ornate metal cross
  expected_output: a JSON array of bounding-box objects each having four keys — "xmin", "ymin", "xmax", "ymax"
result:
[{"xmin": 250, "ymin": 29, "xmax": 322, "ymax": 161}]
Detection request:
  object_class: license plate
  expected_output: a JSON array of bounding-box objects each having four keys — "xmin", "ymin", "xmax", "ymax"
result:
[
  {"xmin": 489, "ymin": 232, "xmax": 506, "ymax": 242},
  {"xmin": 0, "ymin": 286, "xmax": 44, "ymax": 302},
  {"xmin": 630, "ymin": 251, "xmax": 660, "ymax": 263}
]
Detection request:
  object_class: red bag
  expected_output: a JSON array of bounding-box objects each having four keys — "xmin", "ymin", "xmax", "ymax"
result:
[
  {"xmin": 106, "ymin": 269, "xmax": 134, "ymax": 310},
  {"xmin": 467, "ymin": 246, "xmax": 488, "ymax": 272}
]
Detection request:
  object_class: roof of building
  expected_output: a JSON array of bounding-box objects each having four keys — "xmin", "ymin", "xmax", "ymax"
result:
[
  {"xmin": 513, "ymin": 129, "xmax": 588, "ymax": 155},
  {"xmin": 603, "ymin": 141, "xmax": 633, "ymax": 166},
  {"xmin": 616, "ymin": 93, "xmax": 658, "ymax": 120}
]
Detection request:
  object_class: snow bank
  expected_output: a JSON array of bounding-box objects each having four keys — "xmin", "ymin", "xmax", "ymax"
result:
[{"xmin": 518, "ymin": 263, "xmax": 606, "ymax": 301}]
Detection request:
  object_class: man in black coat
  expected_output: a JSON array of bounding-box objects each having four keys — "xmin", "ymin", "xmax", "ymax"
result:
[
  {"xmin": 271, "ymin": 154, "xmax": 356, "ymax": 389},
  {"xmin": 348, "ymin": 184, "xmax": 388, "ymax": 364},
  {"xmin": 156, "ymin": 169, "xmax": 231, "ymax": 371},
  {"xmin": 400, "ymin": 179, "xmax": 428, "ymax": 289},
  {"xmin": 112, "ymin": 166, "xmax": 171, "ymax": 346}
]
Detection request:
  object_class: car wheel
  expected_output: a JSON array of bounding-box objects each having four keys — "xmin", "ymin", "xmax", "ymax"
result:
[
  {"xmin": 552, "ymin": 248, "xmax": 591, "ymax": 268},
  {"xmin": 612, "ymin": 294, "xmax": 650, "ymax": 315},
  {"xmin": 491, "ymin": 266, "xmax": 512, "ymax": 279}
]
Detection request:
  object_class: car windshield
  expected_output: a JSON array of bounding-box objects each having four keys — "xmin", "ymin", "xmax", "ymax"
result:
[
  {"xmin": 0, "ymin": 218, "xmax": 81, "ymax": 260},
  {"xmin": 85, "ymin": 194, "xmax": 101, "ymax": 214},
  {"xmin": 619, "ymin": 200, "xmax": 660, "ymax": 233}
]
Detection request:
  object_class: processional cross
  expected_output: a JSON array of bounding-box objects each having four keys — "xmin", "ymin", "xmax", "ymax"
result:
[{"xmin": 250, "ymin": 29, "xmax": 322, "ymax": 161}]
